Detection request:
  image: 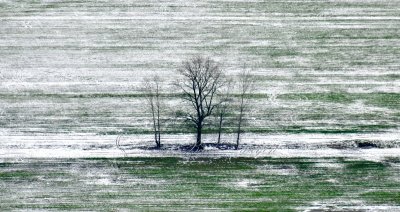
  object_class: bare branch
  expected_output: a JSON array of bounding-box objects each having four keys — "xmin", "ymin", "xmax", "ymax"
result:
[
  {"xmin": 142, "ymin": 74, "xmax": 164, "ymax": 148},
  {"xmin": 176, "ymin": 56, "xmax": 225, "ymax": 147},
  {"xmin": 235, "ymin": 66, "xmax": 256, "ymax": 150}
]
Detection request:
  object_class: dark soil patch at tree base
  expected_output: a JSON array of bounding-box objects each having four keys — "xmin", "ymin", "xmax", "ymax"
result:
[
  {"xmin": 327, "ymin": 140, "xmax": 399, "ymax": 149},
  {"xmin": 356, "ymin": 141, "xmax": 379, "ymax": 149},
  {"xmin": 130, "ymin": 140, "xmax": 400, "ymax": 153},
  {"xmin": 180, "ymin": 143, "xmax": 239, "ymax": 152},
  {"xmin": 179, "ymin": 144, "xmax": 204, "ymax": 152},
  {"xmin": 136, "ymin": 143, "xmax": 240, "ymax": 152}
]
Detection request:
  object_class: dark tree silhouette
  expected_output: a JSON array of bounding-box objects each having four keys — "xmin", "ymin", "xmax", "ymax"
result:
[
  {"xmin": 235, "ymin": 68, "xmax": 255, "ymax": 150},
  {"xmin": 143, "ymin": 74, "xmax": 163, "ymax": 148},
  {"xmin": 216, "ymin": 78, "xmax": 233, "ymax": 144},
  {"xmin": 176, "ymin": 56, "xmax": 224, "ymax": 149}
]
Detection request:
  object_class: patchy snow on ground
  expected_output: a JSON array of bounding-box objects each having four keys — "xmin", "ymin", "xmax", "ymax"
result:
[
  {"xmin": 0, "ymin": 132, "xmax": 399, "ymax": 161},
  {"xmin": 256, "ymin": 164, "xmax": 299, "ymax": 176},
  {"xmin": 300, "ymin": 199, "xmax": 400, "ymax": 212}
]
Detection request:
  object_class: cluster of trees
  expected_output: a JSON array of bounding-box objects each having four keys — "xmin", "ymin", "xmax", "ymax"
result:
[{"xmin": 143, "ymin": 56, "xmax": 255, "ymax": 150}]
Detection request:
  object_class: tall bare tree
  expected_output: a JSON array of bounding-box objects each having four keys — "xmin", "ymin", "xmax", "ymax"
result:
[
  {"xmin": 143, "ymin": 74, "xmax": 162, "ymax": 148},
  {"xmin": 216, "ymin": 78, "xmax": 233, "ymax": 144},
  {"xmin": 176, "ymin": 56, "xmax": 224, "ymax": 149},
  {"xmin": 235, "ymin": 68, "xmax": 255, "ymax": 150}
]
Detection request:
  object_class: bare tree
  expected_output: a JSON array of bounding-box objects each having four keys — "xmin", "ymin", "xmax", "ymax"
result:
[
  {"xmin": 235, "ymin": 68, "xmax": 255, "ymax": 150},
  {"xmin": 215, "ymin": 78, "xmax": 233, "ymax": 144},
  {"xmin": 143, "ymin": 74, "xmax": 163, "ymax": 148},
  {"xmin": 176, "ymin": 56, "xmax": 224, "ymax": 149}
]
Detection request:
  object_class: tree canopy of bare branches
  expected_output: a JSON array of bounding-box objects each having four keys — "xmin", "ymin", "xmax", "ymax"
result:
[
  {"xmin": 215, "ymin": 77, "xmax": 233, "ymax": 144},
  {"xmin": 235, "ymin": 68, "xmax": 255, "ymax": 149},
  {"xmin": 176, "ymin": 56, "xmax": 224, "ymax": 148},
  {"xmin": 143, "ymin": 74, "xmax": 163, "ymax": 148}
]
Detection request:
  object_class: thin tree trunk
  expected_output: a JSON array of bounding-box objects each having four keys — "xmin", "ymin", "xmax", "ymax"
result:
[
  {"xmin": 156, "ymin": 88, "xmax": 161, "ymax": 148},
  {"xmin": 150, "ymin": 101, "xmax": 159, "ymax": 148},
  {"xmin": 236, "ymin": 116, "xmax": 242, "ymax": 150},
  {"xmin": 143, "ymin": 75, "xmax": 163, "ymax": 149},
  {"xmin": 217, "ymin": 112, "xmax": 223, "ymax": 144},
  {"xmin": 236, "ymin": 95, "xmax": 245, "ymax": 150}
]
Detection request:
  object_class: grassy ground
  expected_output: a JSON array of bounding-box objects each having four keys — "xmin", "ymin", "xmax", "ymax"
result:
[
  {"xmin": 0, "ymin": 1, "xmax": 399, "ymax": 210},
  {"xmin": 1, "ymin": 157, "xmax": 399, "ymax": 211},
  {"xmin": 0, "ymin": 0, "xmax": 399, "ymax": 136},
  {"xmin": 0, "ymin": 91, "xmax": 398, "ymax": 135}
]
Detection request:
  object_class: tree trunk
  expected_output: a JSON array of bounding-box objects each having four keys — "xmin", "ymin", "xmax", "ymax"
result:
[
  {"xmin": 217, "ymin": 113, "xmax": 223, "ymax": 144},
  {"xmin": 156, "ymin": 99, "xmax": 161, "ymax": 148},
  {"xmin": 236, "ymin": 95, "xmax": 245, "ymax": 150},
  {"xmin": 151, "ymin": 104, "xmax": 159, "ymax": 148},
  {"xmin": 236, "ymin": 120, "xmax": 241, "ymax": 150},
  {"xmin": 156, "ymin": 134, "xmax": 161, "ymax": 148},
  {"xmin": 196, "ymin": 124, "xmax": 202, "ymax": 147},
  {"xmin": 157, "ymin": 131, "xmax": 161, "ymax": 148}
]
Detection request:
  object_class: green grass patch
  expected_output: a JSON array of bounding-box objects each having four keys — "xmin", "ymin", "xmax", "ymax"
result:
[
  {"xmin": 345, "ymin": 160, "xmax": 387, "ymax": 171},
  {"xmin": 0, "ymin": 170, "xmax": 36, "ymax": 179},
  {"xmin": 1, "ymin": 157, "xmax": 399, "ymax": 210},
  {"xmin": 361, "ymin": 191, "xmax": 400, "ymax": 204},
  {"xmin": 278, "ymin": 92, "xmax": 354, "ymax": 103},
  {"xmin": 0, "ymin": 163, "xmax": 13, "ymax": 168},
  {"xmin": 278, "ymin": 92, "xmax": 400, "ymax": 110},
  {"xmin": 364, "ymin": 93, "xmax": 400, "ymax": 109}
]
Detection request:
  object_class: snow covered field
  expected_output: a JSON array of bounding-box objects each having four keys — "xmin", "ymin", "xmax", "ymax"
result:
[
  {"xmin": 0, "ymin": 0, "xmax": 398, "ymax": 139},
  {"xmin": 0, "ymin": 0, "xmax": 399, "ymax": 210},
  {"xmin": 0, "ymin": 133, "xmax": 399, "ymax": 160}
]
